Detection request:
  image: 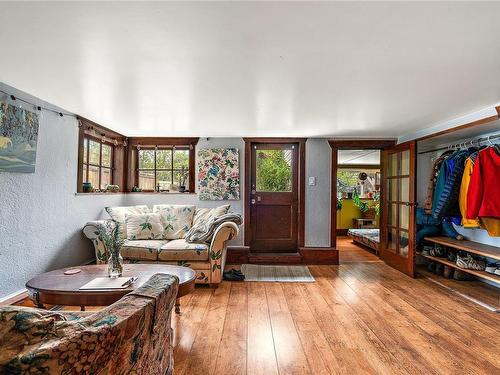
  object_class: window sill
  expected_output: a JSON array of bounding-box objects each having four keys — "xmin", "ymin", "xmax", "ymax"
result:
[{"xmin": 75, "ymin": 192, "xmax": 197, "ymax": 196}]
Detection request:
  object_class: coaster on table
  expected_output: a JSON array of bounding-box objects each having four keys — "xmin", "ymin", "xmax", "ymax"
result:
[{"xmin": 64, "ymin": 268, "xmax": 81, "ymax": 275}]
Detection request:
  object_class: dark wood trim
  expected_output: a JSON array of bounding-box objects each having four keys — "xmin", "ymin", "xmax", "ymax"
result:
[
  {"xmin": 247, "ymin": 253, "xmax": 303, "ymax": 264},
  {"xmin": 337, "ymin": 164, "xmax": 381, "ymax": 170},
  {"xmin": 243, "ymin": 137, "xmax": 307, "ymax": 144},
  {"xmin": 329, "ymin": 138, "xmax": 396, "ymax": 249},
  {"xmin": 127, "ymin": 137, "xmax": 199, "ymax": 147},
  {"xmin": 328, "ymin": 139, "xmax": 397, "ymax": 149},
  {"xmin": 77, "ymin": 116, "xmax": 126, "ymax": 140},
  {"xmin": 243, "ymin": 138, "xmax": 306, "ymax": 250},
  {"xmin": 127, "ymin": 138, "xmax": 198, "ymax": 192},
  {"xmin": 496, "ymin": 106, "xmax": 500, "ymax": 117},
  {"xmin": 414, "ymin": 115, "xmax": 499, "ymax": 143},
  {"xmin": 227, "ymin": 246, "xmax": 250, "ymax": 264},
  {"xmin": 330, "ymin": 146, "xmax": 338, "ymax": 250},
  {"xmin": 76, "ymin": 123, "xmax": 85, "ymax": 193},
  {"xmin": 0, "ymin": 290, "xmax": 28, "ymax": 306},
  {"xmin": 299, "ymin": 247, "xmax": 339, "ymax": 265}
]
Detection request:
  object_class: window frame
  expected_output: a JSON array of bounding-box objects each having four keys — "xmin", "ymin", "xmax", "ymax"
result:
[
  {"xmin": 135, "ymin": 146, "xmax": 192, "ymax": 192},
  {"xmin": 82, "ymin": 135, "xmax": 115, "ymax": 190}
]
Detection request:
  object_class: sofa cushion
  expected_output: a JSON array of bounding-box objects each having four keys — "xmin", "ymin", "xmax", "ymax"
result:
[
  {"xmin": 125, "ymin": 213, "xmax": 164, "ymax": 240},
  {"xmin": 105, "ymin": 205, "xmax": 150, "ymax": 239},
  {"xmin": 153, "ymin": 205, "xmax": 196, "ymax": 240},
  {"xmin": 121, "ymin": 240, "xmax": 167, "ymax": 261},
  {"xmin": 158, "ymin": 239, "xmax": 209, "ymax": 261}
]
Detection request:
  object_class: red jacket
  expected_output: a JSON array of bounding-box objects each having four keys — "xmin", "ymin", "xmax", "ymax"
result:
[{"xmin": 466, "ymin": 147, "xmax": 500, "ymax": 219}]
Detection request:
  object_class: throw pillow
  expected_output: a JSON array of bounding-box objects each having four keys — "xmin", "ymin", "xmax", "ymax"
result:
[
  {"xmin": 105, "ymin": 205, "xmax": 151, "ymax": 239},
  {"xmin": 125, "ymin": 213, "xmax": 164, "ymax": 240},
  {"xmin": 153, "ymin": 205, "xmax": 196, "ymax": 240}
]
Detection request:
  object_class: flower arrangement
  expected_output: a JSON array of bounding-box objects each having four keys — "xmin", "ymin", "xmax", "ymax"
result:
[{"xmin": 100, "ymin": 220, "xmax": 125, "ymax": 277}]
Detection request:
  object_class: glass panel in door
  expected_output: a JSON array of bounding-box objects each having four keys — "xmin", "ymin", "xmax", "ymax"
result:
[{"xmin": 380, "ymin": 142, "xmax": 416, "ymax": 277}]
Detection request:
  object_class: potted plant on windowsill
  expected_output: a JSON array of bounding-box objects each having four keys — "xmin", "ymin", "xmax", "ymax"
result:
[{"xmin": 178, "ymin": 166, "xmax": 188, "ymax": 193}]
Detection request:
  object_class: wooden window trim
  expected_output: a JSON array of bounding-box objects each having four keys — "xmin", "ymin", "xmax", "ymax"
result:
[
  {"xmin": 81, "ymin": 136, "xmax": 114, "ymax": 190},
  {"xmin": 129, "ymin": 138, "xmax": 198, "ymax": 193},
  {"xmin": 77, "ymin": 117, "xmax": 126, "ymax": 193}
]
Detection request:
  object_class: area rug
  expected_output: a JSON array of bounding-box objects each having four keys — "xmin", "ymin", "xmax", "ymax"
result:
[{"xmin": 240, "ymin": 264, "xmax": 315, "ymax": 282}]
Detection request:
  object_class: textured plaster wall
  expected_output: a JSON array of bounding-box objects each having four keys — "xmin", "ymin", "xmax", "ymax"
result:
[
  {"xmin": 0, "ymin": 83, "xmax": 333, "ymax": 299},
  {"xmin": 0, "ymin": 83, "xmax": 125, "ymax": 300}
]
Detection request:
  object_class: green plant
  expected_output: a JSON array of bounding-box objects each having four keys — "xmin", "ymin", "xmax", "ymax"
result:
[
  {"xmin": 256, "ymin": 150, "xmax": 292, "ymax": 191},
  {"xmin": 353, "ymin": 191, "xmax": 369, "ymax": 213},
  {"xmin": 373, "ymin": 193, "xmax": 381, "ymax": 216}
]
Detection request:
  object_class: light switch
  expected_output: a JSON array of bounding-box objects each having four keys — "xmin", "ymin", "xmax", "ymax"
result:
[{"xmin": 308, "ymin": 177, "xmax": 317, "ymax": 186}]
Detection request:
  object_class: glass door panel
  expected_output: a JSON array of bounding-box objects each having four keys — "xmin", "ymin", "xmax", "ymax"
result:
[{"xmin": 380, "ymin": 142, "xmax": 416, "ymax": 277}]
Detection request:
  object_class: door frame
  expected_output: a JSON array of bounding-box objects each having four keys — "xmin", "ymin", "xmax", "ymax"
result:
[
  {"xmin": 328, "ymin": 139, "xmax": 397, "ymax": 249},
  {"xmin": 243, "ymin": 138, "xmax": 307, "ymax": 251}
]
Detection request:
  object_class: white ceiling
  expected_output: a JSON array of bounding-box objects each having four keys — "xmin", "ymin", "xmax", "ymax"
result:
[{"xmin": 1, "ymin": 2, "xmax": 500, "ymax": 137}]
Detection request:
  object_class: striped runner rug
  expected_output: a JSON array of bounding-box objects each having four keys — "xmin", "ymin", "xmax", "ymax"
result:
[{"xmin": 241, "ymin": 264, "xmax": 315, "ymax": 282}]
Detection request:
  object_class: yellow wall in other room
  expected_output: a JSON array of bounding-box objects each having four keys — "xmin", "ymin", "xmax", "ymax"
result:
[{"xmin": 336, "ymin": 199, "xmax": 380, "ymax": 229}]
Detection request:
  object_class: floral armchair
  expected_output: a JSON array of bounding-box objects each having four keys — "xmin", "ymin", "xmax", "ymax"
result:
[{"xmin": 0, "ymin": 274, "xmax": 178, "ymax": 375}]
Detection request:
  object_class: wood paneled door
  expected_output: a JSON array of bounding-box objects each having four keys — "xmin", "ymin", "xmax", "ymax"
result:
[
  {"xmin": 248, "ymin": 142, "xmax": 301, "ymax": 252},
  {"xmin": 380, "ymin": 141, "xmax": 417, "ymax": 277}
]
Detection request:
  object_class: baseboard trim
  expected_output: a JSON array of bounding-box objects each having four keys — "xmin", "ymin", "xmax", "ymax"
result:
[
  {"xmin": 0, "ymin": 289, "xmax": 28, "ymax": 306},
  {"xmin": 227, "ymin": 246, "xmax": 250, "ymax": 263},
  {"xmin": 299, "ymin": 247, "xmax": 339, "ymax": 265},
  {"xmin": 228, "ymin": 246, "xmax": 339, "ymax": 265}
]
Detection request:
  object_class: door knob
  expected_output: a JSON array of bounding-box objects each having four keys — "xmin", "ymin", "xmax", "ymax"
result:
[{"xmin": 251, "ymin": 199, "xmax": 256, "ymax": 204}]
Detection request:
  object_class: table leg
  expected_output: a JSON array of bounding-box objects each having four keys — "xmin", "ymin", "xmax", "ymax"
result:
[
  {"xmin": 175, "ymin": 298, "xmax": 180, "ymax": 314},
  {"xmin": 80, "ymin": 306, "xmax": 86, "ymax": 312},
  {"xmin": 37, "ymin": 303, "xmax": 46, "ymax": 309}
]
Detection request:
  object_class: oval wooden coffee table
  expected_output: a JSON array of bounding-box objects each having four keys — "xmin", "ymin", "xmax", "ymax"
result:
[{"xmin": 26, "ymin": 264, "xmax": 196, "ymax": 313}]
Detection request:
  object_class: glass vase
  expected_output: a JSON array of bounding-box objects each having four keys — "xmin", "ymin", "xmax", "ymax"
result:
[{"xmin": 108, "ymin": 252, "xmax": 123, "ymax": 278}]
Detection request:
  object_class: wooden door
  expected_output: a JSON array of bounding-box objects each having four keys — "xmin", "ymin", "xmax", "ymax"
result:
[
  {"xmin": 250, "ymin": 143, "xmax": 299, "ymax": 252},
  {"xmin": 380, "ymin": 141, "xmax": 417, "ymax": 277}
]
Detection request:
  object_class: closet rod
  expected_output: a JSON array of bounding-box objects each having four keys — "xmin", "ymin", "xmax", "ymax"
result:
[{"xmin": 418, "ymin": 132, "xmax": 500, "ymax": 155}]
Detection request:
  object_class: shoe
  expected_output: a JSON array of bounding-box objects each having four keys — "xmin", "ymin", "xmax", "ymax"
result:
[
  {"xmin": 495, "ymin": 267, "xmax": 500, "ymax": 276},
  {"xmin": 430, "ymin": 244, "xmax": 446, "ymax": 257},
  {"xmin": 443, "ymin": 266, "xmax": 454, "ymax": 279},
  {"xmin": 485, "ymin": 262, "xmax": 498, "ymax": 274},
  {"xmin": 453, "ymin": 269, "xmax": 475, "ymax": 281},
  {"xmin": 447, "ymin": 251, "xmax": 457, "ymax": 262},
  {"xmin": 223, "ymin": 269, "xmax": 245, "ymax": 281},
  {"xmin": 420, "ymin": 245, "xmax": 433, "ymax": 256},
  {"xmin": 435, "ymin": 263, "xmax": 444, "ymax": 275},
  {"xmin": 456, "ymin": 253, "xmax": 486, "ymax": 271}
]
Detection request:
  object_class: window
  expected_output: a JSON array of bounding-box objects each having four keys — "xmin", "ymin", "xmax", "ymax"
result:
[
  {"xmin": 82, "ymin": 137, "xmax": 113, "ymax": 190},
  {"xmin": 137, "ymin": 147, "xmax": 190, "ymax": 192},
  {"xmin": 255, "ymin": 149, "xmax": 293, "ymax": 192}
]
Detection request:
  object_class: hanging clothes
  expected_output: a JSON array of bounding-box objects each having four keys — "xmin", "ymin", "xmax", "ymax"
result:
[
  {"xmin": 466, "ymin": 147, "xmax": 500, "ymax": 236},
  {"xmin": 432, "ymin": 149, "xmax": 470, "ymax": 219},
  {"xmin": 459, "ymin": 151, "xmax": 481, "ymax": 228},
  {"xmin": 423, "ymin": 150, "xmax": 453, "ymax": 214}
]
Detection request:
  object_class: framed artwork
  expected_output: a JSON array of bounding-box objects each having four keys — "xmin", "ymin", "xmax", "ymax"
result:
[
  {"xmin": 0, "ymin": 101, "xmax": 39, "ymax": 173},
  {"xmin": 198, "ymin": 148, "xmax": 240, "ymax": 200}
]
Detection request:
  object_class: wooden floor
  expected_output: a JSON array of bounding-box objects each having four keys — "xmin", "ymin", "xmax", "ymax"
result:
[
  {"xmin": 15, "ymin": 238, "xmax": 500, "ymax": 374},
  {"xmin": 173, "ymin": 239, "xmax": 499, "ymax": 375}
]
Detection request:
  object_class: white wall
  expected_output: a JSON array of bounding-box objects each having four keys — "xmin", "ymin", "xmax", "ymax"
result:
[
  {"xmin": 0, "ymin": 83, "xmax": 126, "ymax": 300},
  {"xmin": 0, "ymin": 83, "xmax": 333, "ymax": 300},
  {"xmin": 305, "ymin": 139, "xmax": 331, "ymax": 247}
]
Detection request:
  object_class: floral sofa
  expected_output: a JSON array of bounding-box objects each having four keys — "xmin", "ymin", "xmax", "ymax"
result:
[
  {"xmin": 0, "ymin": 273, "xmax": 178, "ymax": 374},
  {"xmin": 83, "ymin": 204, "xmax": 239, "ymax": 285}
]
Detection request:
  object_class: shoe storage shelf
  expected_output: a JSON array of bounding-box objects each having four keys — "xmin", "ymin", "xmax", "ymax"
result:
[{"xmin": 421, "ymin": 236, "xmax": 500, "ymax": 285}]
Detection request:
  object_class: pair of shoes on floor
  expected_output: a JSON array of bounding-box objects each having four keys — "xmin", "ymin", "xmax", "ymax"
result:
[
  {"xmin": 456, "ymin": 252, "xmax": 486, "ymax": 271},
  {"xmin": 223, "ymin": 268, "xmax": 245, "ymax": 281},
  {"xmin": 430, "ymin": 244, "xmax": 446, "ymax": 257},
  {"xmin": 485, "ymin": 262, "xmax": 500, "ymax": 275}
]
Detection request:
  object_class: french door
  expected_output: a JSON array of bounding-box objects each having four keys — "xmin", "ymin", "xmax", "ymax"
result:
[
  {"xmin": 380, "ymin": 141, "xmax": 416, "ymax": 277},
  {"xmin": 250, "ymin": 143, "xmax": 299, "ymax": 252}
]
